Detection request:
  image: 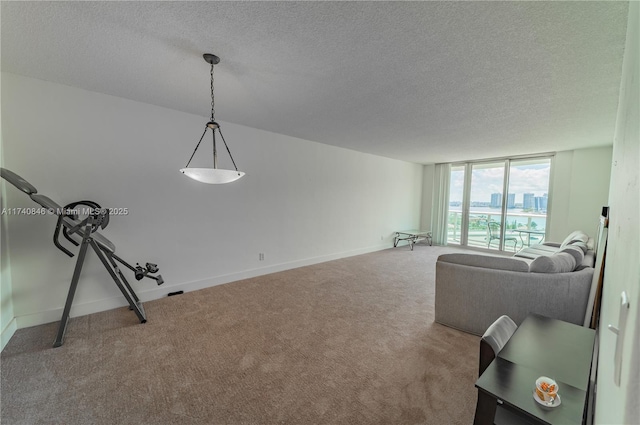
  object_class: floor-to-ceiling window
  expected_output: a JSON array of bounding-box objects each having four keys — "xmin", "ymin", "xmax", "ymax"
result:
[
  {"xmin": 447, "ymin": 165, "xmax": 465, "ymax": 245},
  {"xmin": 505, "ymin": 158, "xmax": 551, "ymax": 249},
  {"xmin": 468, "ymin": 161, "xmax": 506, "ymax": 249},
  {"xmin": 446, "ymin": 156, "xmax": 552, "ymax": 252}
]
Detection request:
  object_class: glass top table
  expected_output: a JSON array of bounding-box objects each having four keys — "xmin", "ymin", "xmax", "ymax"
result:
[
  {"xmin": 514, "ymin": 229, "xmax": 546, "ymax": 247},
  {"xmin": 393, "ymin": 230, "xmax": 432, "ymax": 250}
]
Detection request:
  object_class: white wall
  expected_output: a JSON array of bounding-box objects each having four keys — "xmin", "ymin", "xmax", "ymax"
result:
[
  {"xmin": 1, "ymin": 134, "xmax": 17, "ymax": 350},
  {"xmin": 547, "ymin": 146, "xmax": 612, "ymax": 242},
  {"xmin": 1, "ymin": 72, "xmax": 423, "ymax": 329},
  {"xmin": 595, "ymin": 2, "xmax": 639, "ymax": 423}
]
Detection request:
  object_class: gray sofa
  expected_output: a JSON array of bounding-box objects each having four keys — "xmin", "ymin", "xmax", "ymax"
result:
[{"xmin": 435, "ymin": 231, "xmax": 595, "ymax": 335}]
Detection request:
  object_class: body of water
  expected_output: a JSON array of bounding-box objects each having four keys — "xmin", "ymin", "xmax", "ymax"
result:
[{"xmin": 449, "ymin": 206, "xmax": 547, "ymax": 230}]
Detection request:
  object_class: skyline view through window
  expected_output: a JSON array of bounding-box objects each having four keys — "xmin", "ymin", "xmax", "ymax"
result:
[{"xmin": 447, "ymin": 157, "xmax": 552, "ymax": 250}]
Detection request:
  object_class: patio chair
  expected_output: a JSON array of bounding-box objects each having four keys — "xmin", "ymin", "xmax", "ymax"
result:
[{"xmin": 487, "ymin": 221, "xmax": 518, "ymax": 252}]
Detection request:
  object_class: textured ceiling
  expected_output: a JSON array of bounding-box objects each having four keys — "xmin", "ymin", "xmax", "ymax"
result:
[{"xmin": 1, "ymin": 1, "xmax": 629, "ymax": 164}]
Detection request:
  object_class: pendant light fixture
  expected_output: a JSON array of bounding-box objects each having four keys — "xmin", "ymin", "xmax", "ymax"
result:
[{"xmin": 180, "ymin": 53, "xmax": 245, "ymax": 184}]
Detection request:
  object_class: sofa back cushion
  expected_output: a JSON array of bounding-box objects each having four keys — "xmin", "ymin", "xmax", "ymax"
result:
[
  {"xmin": 560, "ymin": 245, "xmax": 585, "ymax": 266},
  {"xmin": 529, "ymin": 251, "xmax": 577, "ymax": 273},
  {"xmin": 437, "ymin": 253, "xmax": 530, "ymax": 272},
  {"xmin": 577, "ymin": 250, "xmax": 596, "ymax": 270}
]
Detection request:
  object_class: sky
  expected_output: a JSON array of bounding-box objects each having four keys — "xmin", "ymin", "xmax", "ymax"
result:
[{"xmin": 449, "ymin": 160, "xmax": 551, "ymax": 204}]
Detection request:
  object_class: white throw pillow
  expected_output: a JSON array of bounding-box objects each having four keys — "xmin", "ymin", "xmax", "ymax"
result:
[{"xmin": 560, "ymin": 231, "xmax": 589, "ymax": 248}]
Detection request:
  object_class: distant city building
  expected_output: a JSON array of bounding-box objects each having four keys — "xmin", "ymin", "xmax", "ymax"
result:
[
  {"xmin": 535, "ymin": 195, "xmax": 548, "ymax": 211},
  {"xmin": 523, "ymin": 193, "xmax": 535, "ymax": 210},
  {"xmin": 490, "ymin": 193, "xmax": 502, "ymax": 208},
  {"xmin": 507, "ymin": 193, "xmax": 516, "ymax": 209}
]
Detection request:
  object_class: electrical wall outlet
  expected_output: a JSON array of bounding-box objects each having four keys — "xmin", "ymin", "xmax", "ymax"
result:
[{"xmin": 259, "ymin": 253, "xmax": 264, "ymax": 261}]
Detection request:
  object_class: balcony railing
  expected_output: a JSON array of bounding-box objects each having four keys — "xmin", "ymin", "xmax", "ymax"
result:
[{"xmin": 447, "ymin": 209, "xmax": 547, "ymax": 251}]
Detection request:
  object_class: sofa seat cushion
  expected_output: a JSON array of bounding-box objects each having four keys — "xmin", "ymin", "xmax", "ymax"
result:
[
  {"xmin": 529, "ymin": 251, "xmax": 577, "ymax": 273},
  {"xmin": 437, "ymin": 253, "xmax": 530, "ymax": 272}
]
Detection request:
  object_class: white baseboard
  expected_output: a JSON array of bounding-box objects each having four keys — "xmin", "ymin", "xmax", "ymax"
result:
[
  {"xmin": 15, "ymin": 296, "xmax": 130, "ymax": 330},
  {"xmin": 141, "ymin": 243, "xmax": 389, "ymax": 299},
  {"xmin": 12, "ymin": 243, "xmax": 390, "ymax": 330},
  {"xmin": 1, "ymin": 317, "xmax": 17, "ymax": 351}
]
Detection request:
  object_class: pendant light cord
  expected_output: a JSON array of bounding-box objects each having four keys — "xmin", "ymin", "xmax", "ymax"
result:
[
  {"xmin": 210, "ymin": 62, "xmax": 215, "ymax": 122},
  {"xmin": 210, "ymin": 60, "xmax": 239, "ymax": 172},
  {"xmin": 184, "ymin": 62, "xmax": 216, "ymax": 168}
]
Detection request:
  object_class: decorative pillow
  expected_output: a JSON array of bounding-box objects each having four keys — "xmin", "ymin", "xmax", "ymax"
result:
[
  {"xmin": 561, "ymin": 245, "xmax": 585, "ymax": 266},
  {"xmin": 567, "ymin": 240, "xmax": 588, "ymax": 253},
  {"xmin": 529, "ymin": 252, "xmax": 576, "ymax": 273},
  {"xmin": 560, "ymin": 231, "xmax": 589, "ymax": 248}
]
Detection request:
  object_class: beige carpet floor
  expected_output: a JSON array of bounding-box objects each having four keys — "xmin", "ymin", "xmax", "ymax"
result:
[{"xmin": 1, "ymin": 245, "xmax": 479, "ymax": 425}]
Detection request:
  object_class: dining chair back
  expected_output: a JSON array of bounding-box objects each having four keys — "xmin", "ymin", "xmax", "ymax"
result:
[{"xmin": 474, "ymin": 315, "xmax": 518, "ymax": 425}]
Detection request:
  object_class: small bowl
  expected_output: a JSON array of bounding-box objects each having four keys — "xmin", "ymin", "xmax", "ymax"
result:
[{"xmin": 535, "ymin": 376, "xmax": 559, "ymax": 403}]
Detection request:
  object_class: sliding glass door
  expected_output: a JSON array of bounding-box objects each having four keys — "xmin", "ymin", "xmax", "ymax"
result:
[
  {"xmin": 505, "ymin": 158, "xmax": 551, "ymax": 248},
  {"xmin": 468, "ymin": 162, "xmax": 506, "ymax": 250},
  {"xmin": 447, "ymin": 156, "xmax": 552, "ymax": 252}
]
